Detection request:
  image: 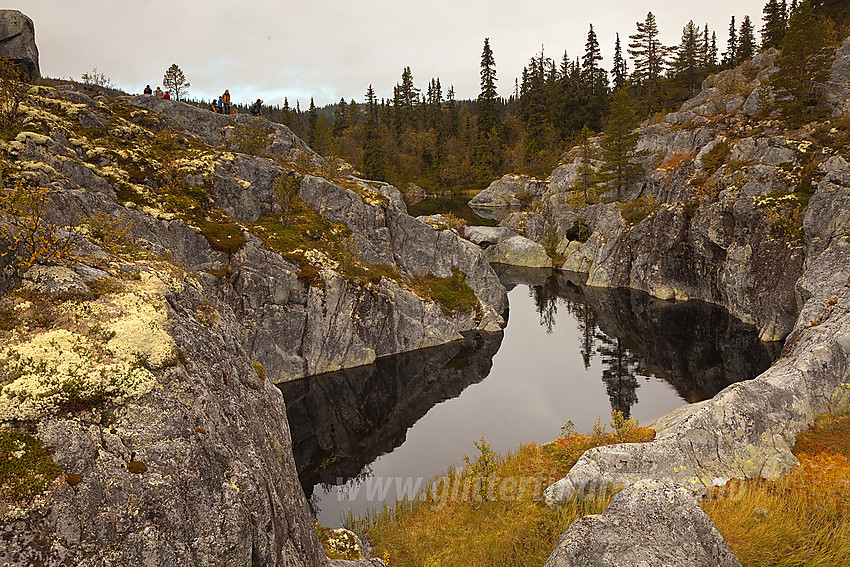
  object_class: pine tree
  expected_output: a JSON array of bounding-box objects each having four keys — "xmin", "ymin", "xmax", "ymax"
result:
[
  {"xmin": 162, "ymin": 63, "xmax": 190, "ymax": 100},
  {"xmin": 738, "ymin": 16, "xmax": 757, "ymax": 62},
  {"xmin": 601, "ymin": 89, "xmax": 643, "ymax": 198},
  {"xmin": 611, "ymin": 33, "xmax": 628, "ymax": 90},
  {"xmin": 596, "ymin": 333, "xmax": 641, "ymax": 418},
  {"xmin": 762, "ymin": 0, "xmax": 788, "ymax": 48},
  {"xmin": 699, "ymin": 25, "xmax": 710, "ymax": 67},
  {"xmin": 628, "ymin": 12, "xmax": 668, "ymax": 96},
  {"xmin": 724, "ymin": 16, "xmax": 738, "ymax": 67}
]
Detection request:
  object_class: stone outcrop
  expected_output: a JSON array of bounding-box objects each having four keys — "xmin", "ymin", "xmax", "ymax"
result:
[
  {"xmin": 462, "ymin": 226, "xmax": 518, "ymax": 247},
  {"xmin": 475, "ymin": 39, "xmax": 850, "ymax": 565},
  {"xmin": 497, "ymin": 41, "xmax": 850, "ymax": 342},
  {"xmin": 0, "ymin": 34, "xmax": 502, "ymax": 566},
  {"xmin": 486, "ymin": 235, "xmax": 552, "ymax": 268},
  {"xmin": 543, "ymin": 188, "xmax": 850, "ymax": 505},
  {"xmin": 0, "ymin": 10, "xmax": 39, "ymax": 78},
  {"xmin": 544, "ymin": 480, "xmax": 742, "ymax": 567},
  {"xmin": 468, "ymin": 173, "xmax": 548, "ymax": 208}
]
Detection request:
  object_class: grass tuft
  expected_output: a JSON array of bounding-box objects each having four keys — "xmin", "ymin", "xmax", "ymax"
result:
[
  {"xmin": 703, "ymin": 413, "xmax": 850, "ymax": 566},
  {"xmin": 340, "ymin": 413, "xmax": 654, "ymax": 567}
]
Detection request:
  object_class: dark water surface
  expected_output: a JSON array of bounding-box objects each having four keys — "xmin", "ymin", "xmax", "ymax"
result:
[
  {"xmin": 279, "ymin": 268, "xmax": 780, "ymax": 527},
  {"xmin": 404, "ymin": 190, "xmax": 509, "ymax": 226}
]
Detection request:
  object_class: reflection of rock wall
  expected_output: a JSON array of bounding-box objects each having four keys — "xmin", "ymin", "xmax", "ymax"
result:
[
  {"xmin": 280, "ymin": 332, "xmax": 503, "ymax": 487},
  {"xmin": 554, "ymin": 273, "xmax": 778, "ymax": 403}
]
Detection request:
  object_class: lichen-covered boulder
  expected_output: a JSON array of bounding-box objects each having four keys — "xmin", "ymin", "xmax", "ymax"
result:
[
  {"xmin": 469, "ymin": 174, "xmax": 548, "ymax": 208},
  {"xmin": 544, "ymin": 480, "xmax": 742, "ymax": 567},
  {"xmin": 486, "ymin": 235, "xmax": 553, "ymax": 268},
  {"xmin": 0, "ymin": 10, "xmax": 39, "ymax": 78},
  {"xmin": 463, "ymin": 226, "xmax": 518, "ymax": 247}
]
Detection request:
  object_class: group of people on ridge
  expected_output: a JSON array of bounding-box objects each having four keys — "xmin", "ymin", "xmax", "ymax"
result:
[
  {"xmin": 143, "ymin": 84, "xmax": 171, "ymax": 100},
  {"xmin": 210, "ymin": 90, "xmax": 233, "ymax": 114},
  {"xmin": 143, "ymin": 84, "xmax": 264, "ymax": 118}
]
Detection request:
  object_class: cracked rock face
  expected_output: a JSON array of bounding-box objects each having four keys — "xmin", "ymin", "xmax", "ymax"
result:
[
  {"xmin": 543, "ymin": 480, "xmax": 742, "ymax": 567},
  {"xmin": 0, "ymin": 10, "xmax": 39, "ymax": 78}
]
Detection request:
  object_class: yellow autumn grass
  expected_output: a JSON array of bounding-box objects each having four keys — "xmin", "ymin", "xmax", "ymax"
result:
[
  {"xmin": 332, "ymin": 415, "xmax": 654, "ymax": 567},
  {"xmin": 703, "ymin": 413, "xmax": 850, "ymax": 567}
]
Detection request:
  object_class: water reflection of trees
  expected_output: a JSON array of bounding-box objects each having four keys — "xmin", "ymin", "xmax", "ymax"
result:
[{"xmin": 523, "ymin": 270, "xmax": 779, "ymax": 418}]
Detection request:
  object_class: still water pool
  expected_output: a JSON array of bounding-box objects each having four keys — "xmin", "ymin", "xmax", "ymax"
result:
[{"xmin": 279, "ymin": 267, "xmax": 779, "ymax": 527}]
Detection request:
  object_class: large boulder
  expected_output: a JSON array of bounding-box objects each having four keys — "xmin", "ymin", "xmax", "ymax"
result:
[
  {"xmin": 544, "ymin": 480, "xmax": 742, "ymax": 567},
  {"xmin": 486, "ymin": 235, "xmax": 553, "ymax": 268},
  {"xmin": 463, "ymin": 225, "xmax": 518, "ymax": 247},
  {"xmin": 0, "ymin": 10, "xmax": 39, "ymax": 78},
  {"xmin": 469, "ymin": 174, "xmax": 548, "ymax": 208}
]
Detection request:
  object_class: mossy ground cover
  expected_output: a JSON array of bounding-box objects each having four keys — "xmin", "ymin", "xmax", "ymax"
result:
[
  {"xmin": 0, "ymin": 428, "xmax": 61, "ymax": 503},
  {"xmin": 703, "ymin": 412, "xmax": 850, "ymax": 566},
  {"xmin": 327, "ymin": 414, "xmax": 654, "ymax": 566}
]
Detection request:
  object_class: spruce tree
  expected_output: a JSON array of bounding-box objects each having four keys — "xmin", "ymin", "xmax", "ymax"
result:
[
  {"xmin": 762, "ymin": 0, "xmax": 788, "ymax": 47},
  {"xmin": 738, "ymin": 16, "xmax": 757, "ymax": 62},
  {"xmin": 673, "ymin": 21, "xmax": 702, "ymax": 96},
  {"xmin": 476, "ymin": 37, "xmax": 501, "ymax": 182},
  {"xmin": 363, "ymin": 85, "xmax": 385, "ymax": 180},
  {"xmin": 709, "ymin": 32, "xmax": 719, "ymax": 69},
  {"xmin": 773, "ymin": 0, "xmax": 830, "ymax": 120},
  {"xmin": 628, "ymin": 12, "xmax": 668, "ymax": 96},
  {"xmin": 612, "ymin": 33, "xmax": 628, "ymax": 90},
  {"xmin": 582, "ymin": 24, "xmax": 603, "ymax": 83},
  {"xmin": 333, "ymin": 98, "xmax": 348, "ymax": 137},
  {"xmin": 307, "ymin": 98, "xmax": 318, "ymax": 147},
  {"xmin": 601, "ymin": 89, "xmax": 643, "ymax": 198},
  {"xmin": 724, "ymin": 16, "xmax": 738, "ymax": 67},
  {"xmin": 477, "ymin": 38, "xmax": 500, "ymax": 137}
]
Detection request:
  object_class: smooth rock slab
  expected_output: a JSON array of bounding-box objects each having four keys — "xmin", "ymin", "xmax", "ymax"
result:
[
  {"xmin": 463, "ymin": 225, "xmax": 518, "ymax": 246},
  {"xmin": 543, "ymin": 480, "xmax": 742, "ymax": 567},
  {"xmin": 486, "ymin": 235, "xmax": 552, "ymax": 268}
]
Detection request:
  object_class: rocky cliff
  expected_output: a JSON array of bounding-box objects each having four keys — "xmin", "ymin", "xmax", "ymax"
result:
[
  {"xmin": 466, "ymin": 37, "xmax": 850, "ymax": 566},
  {"xmin": 502, "ymin": 42, "xmax": 850, "ymax": 342},
  {"xmin": 0, "ymin": 22, "xmax": 505, "ymax": 565}
]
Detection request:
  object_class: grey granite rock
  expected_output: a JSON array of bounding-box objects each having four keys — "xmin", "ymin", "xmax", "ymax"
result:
[
  {"xmin": 0, "ymin": 10, "xmax": 39, "ymax": 78},
  {"xmin": 486, "ymin": 235, "xmax": 553, "ymax": 268},
  {"xmin": 463, "ymin": 225, "xmax": 519, "ymax": 246},
  {"xmin": 544, "ymin": 480, "xmax": 742, "ymax": 567},
  {"xmin": 469, "ymin": 174, "xmax": 548, "ymax": 207}
]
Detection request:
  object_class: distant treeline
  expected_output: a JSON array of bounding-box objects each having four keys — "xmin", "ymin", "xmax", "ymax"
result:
[{"xmin": 248, "ymin": 1, "xmax": 850, "ymax": 191}]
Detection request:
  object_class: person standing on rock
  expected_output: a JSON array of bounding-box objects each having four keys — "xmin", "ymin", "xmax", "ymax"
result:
[
  {"xmin": 143, "ymin": 84, "xmax": 152, "ymax": 95},
  {"xmin": 155, "ymin": 86, "xmax": 164, "ymax": 98},
  {"xmin": 249, "ymin": 98, "xmax": 263, "ymax": 116},
  {"xmin": 222, "ymin": 89, "xmax": 231, "ymax": 114}
]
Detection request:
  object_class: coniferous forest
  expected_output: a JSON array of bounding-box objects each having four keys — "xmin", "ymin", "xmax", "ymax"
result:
[{"xmin": 258, "ymin": 0, "xmax": 849, "ymax": 193}]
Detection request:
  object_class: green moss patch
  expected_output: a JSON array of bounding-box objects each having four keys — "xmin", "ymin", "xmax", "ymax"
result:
[
  {"xmin": 0, "ymin": 428, "xmax": 61, "ymax": 503},
  {"xmin": 411, "ymin": 268, "xmax": 480, "ymax": 317}
]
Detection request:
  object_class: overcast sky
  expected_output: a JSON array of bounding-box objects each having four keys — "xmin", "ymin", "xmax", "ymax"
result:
[{"xmin": 17, "ymin": 0, "xmax": 767, "ymax": 108}]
